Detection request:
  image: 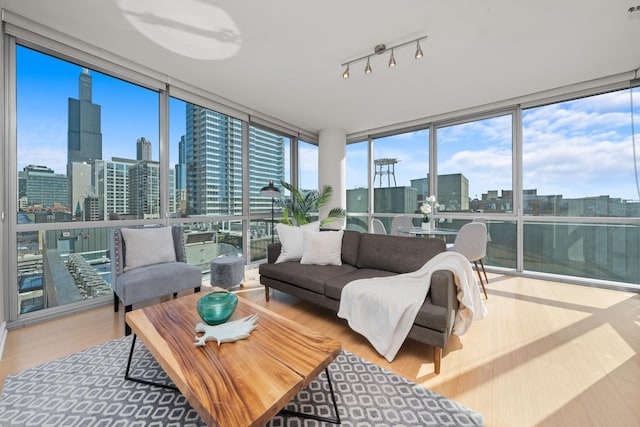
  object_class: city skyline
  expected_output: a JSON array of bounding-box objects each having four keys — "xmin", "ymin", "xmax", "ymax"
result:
[{"xmin": 16, "ymin": 45, "xmax": 640, "ymax": 202}]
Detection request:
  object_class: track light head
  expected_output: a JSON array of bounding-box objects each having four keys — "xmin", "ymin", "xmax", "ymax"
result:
[
  {"xmin": 343, "ymin": 64, "xmax": 350, "ymax": 79},
  {"xmin": 415, "ymin": 40, "xmax": 424, "ymax": 59},
  {"xmin": 365, "ymin": 57, "xmax": 372, "ymax": 74},
  {"xmin": 388, "ymin": 49, "xmax": 396, "ymax": 67}
]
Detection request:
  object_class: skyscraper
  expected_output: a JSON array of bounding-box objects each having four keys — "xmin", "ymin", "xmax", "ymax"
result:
[
  {"xmin": 68, "ymin": 162, "xmax": 93, "ymax": 218},
  {"xmin": 185, "ymin": 105, "xmax": 285, "ymax": 217},
  {"xmin": 175, "ymin": 135, "xmax": 187, "ymax": 191},
  {"xmin": 136, "ymin": 137, "xmax": 152, "ymax": 161},
  {"xmin": 67, "ymin": 69, "xmax": 102, "ymax": 165},
  {"xmin": 95, "ymin": 158, "xmax": 135, "ymax": 220},
  {"xmin": 67, "ymin": 68, "xmax": 102, "ymax": 217},
  {"xmin": 128, "ymin": 160, "xmax": 160, "ymax": 219},
  {"xmin": 249, "ymin": 126, "xmax": 285, "ymax": 212},
  {"xmin": 185, "ymin": 105, "xmax": 243, "ymax": 216}
]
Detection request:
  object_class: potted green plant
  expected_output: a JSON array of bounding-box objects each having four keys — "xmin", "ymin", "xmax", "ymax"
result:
[{"xmin": 278, "ymin": 180, "xmax": 346, "ymax": 227}]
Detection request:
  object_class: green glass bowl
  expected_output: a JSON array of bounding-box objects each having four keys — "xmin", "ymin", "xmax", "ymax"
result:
[{"xmin": 196, "ymin": 291, "xmax": 238, "ymax": 325}]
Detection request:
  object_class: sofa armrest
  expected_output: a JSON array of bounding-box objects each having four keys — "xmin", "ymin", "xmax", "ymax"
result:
[
  {"xmin": 267, "ymin": 242, "xmax": 282, "ymax": 264},
  {"xmin": 429, "ymin": 270, "xmax": 458, "ymax": 313}
]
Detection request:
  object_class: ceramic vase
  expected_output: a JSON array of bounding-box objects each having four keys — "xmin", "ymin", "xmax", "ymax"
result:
[{"xmin": 421, "ymin": 222, "xmax": 431, "ymax": 232}]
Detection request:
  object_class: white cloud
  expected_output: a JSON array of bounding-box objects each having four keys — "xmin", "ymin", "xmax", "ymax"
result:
[{"xmin": 523, "ymin": 97, "xmax": 640, "ymax": 199}]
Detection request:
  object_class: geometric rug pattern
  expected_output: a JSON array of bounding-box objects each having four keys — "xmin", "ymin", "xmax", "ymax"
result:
[{"xmin": 0, "ymin": 336, "xmax": 483, "ymax": 426}]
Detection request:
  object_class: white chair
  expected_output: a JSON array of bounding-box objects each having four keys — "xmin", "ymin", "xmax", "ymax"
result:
[
  {"xmin": 371, "ymin": 218, "xmax": 387, "ymax": 234},
  {"xmin": 390, "ymin": 215, "xmax": 413, "ymax": 236},
  {"xmin": 447, "ymin": 222, "xmax": 489, "ymax": 298}
]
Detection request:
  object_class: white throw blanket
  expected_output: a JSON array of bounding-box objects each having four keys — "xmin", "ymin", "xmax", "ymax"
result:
[{"xmin": 337, "ymin": 251, "xmax": 488, "ymax": 362}]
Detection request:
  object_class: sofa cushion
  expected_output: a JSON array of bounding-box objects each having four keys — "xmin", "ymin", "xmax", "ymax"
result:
[
  {"xmin": 324, "ymin": 268, "xmax": 397, "ymax": 300},
  {"xmin": 275, "ymin": 222, "xmax": 319, "ymax": 263},
  {"xmin": 340, "ymin": 230, "xmax": 361, "ymax": 266},
  {"xmin": 356, "ymin": 233, "xmax": 446, "ymax": 274},
  {"xmin": 259, "ymin": 261, "xmax": 357, "ymax": 295},
  {"xmin": 301, "ymin": 230, "xmax": 343, "ymax": 265}
]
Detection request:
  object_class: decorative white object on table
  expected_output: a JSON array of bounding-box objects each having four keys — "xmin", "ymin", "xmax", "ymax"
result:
[
  {"xmin": 420, "ymin": 196, "xmax": 439, "ymax": 232},
  {"xmin": 421, "ymin": 222, "xmax": 431, "ymax": 231},
  {"xmin": 194, "ymin": 314, "xmax": 259, "ymax": 346}
]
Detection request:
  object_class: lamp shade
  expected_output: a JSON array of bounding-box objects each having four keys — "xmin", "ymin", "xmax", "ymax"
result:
[{"xmin": 260, "ymin": 179, "xmax": 281, "ymax": 197}]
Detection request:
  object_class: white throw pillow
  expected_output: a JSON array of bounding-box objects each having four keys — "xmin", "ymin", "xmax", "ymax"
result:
[
  {"xmin": 301, "ymin": 230, "xmax": 343, "ymax": 266},
  {"xmin": 120, "ymin": 226, "xmax": 177, "ymax": 270},
  {"xmin": 275, "ymin": 222, "xmax": 319, "ymax": 263}
]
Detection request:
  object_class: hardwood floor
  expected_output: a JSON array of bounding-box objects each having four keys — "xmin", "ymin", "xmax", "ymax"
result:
[{"xmin": 1, "ymin": 269, "xmax": 639, "ymax": 427}]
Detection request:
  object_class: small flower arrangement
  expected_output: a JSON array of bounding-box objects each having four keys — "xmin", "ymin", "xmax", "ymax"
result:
[{"xmin": 420, "ymin": 195, "xmax": 439, "ymax": 223}]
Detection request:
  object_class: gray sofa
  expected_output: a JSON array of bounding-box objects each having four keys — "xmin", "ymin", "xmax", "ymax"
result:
[{"xmin": 259, "ymin": 230, "xmax": 459, "ymax": 374}]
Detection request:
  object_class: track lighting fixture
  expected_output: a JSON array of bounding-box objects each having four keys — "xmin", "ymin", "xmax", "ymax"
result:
[
  {"xmin": 340, "ymin": 35, "xmax": 427, "ymax": 79},
  {"xmin": 388, "ymin": 49, "xmax": 396, "ymax": 67},
  {"xmin": 415, "ymin": 40, "xmax": 423, "ymax": 59}
]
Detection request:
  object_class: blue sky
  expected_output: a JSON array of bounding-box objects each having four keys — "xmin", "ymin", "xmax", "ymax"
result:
[
  {"xmin": 347, "ymin": 92, "xmax": 640, "ymax": 201},
  {"xmin": 16, "ymin": 45, "xmax": 640, "ymax": 202}
]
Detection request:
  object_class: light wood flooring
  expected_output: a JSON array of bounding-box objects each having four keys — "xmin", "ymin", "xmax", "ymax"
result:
[{"xmin": 1, "ymin": 269, "xmax": 639, "ymax": 427}]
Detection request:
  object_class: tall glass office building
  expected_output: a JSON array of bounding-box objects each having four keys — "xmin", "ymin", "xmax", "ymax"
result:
[
  {"xmin": 185, "ymin": 105, "xmax": 284, "ymax": 216},
  {"xmin": 249, "ymin": 126, "xmax": 285, "ymax": 213}
]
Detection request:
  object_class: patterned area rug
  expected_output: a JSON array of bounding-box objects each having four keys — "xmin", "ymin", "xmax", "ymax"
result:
[{"xmin": 0, "ymin": 336, "xmax": 483, "ymax": 426}]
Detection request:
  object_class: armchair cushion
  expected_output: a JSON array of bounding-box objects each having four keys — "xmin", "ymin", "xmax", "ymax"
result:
[
  {"xmin": 114, "ymin": 262, "xmax": 201, "ymax": 307},
  {"xmin": 120, "ymin": 226, "xmax": 176, "ymax": 270}
]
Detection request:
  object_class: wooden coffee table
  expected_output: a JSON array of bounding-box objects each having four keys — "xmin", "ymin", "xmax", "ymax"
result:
[{"xmin": 124, "ymin": 289, "xmax": 342, "ymax": 426}]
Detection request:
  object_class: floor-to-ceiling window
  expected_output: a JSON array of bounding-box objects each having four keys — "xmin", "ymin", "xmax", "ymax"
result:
[
  {"xmin": 14, "ymin": 45, "xmax": 160, "ymax": 318},
  {"xmin": 298, "ymin": 140, "xmax": 318, "ymax": 191},
  {"xmin": 168, "ymin": 96, "xmax": 245, "ymax": 272},
  {"xmin": 522, "ymin": 89, "xmax": 640, "ymax": 283},
  {"xmin": 354, "ymin": 89, "xmax": 639, "ymax": 287},
  {"xmin": 8, "ymin": 40, "xmax": 300, "ymax": 326},
  {"xmin": 248, "ymin": 125, "xmax": 288, "ymax": 261},
  {"xmin": 288, "ymin": 140, "xmax": 320, "ymax": 222},
  {"xmin": 345, "ymin": 140, "xmax": 369, "ymax": 232},
  {"xmin": 370, "ymin": 129, "xmax": 430, "ymax": 233},
  {"xmin": 436, "ymin": 114, "xmax": 516, "ymax": 267}
]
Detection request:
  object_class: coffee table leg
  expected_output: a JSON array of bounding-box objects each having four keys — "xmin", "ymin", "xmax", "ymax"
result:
[
  {"xmin": 124, "ymin": 334, "xmax": 179, "ymax": 392},
  {"xmin": 278, "ymin": 367, "xmax": 341, "ymax": 424}
]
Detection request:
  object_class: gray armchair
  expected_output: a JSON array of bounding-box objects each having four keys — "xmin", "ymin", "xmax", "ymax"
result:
[{"xmin": 111, "ymin": 225, "xmax": 201, "ymax": 335}]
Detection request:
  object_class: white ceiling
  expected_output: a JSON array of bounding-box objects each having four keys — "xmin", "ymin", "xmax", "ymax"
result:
[{"xmin": 2, "ymin": 0, "xmax": 640, "ymax": 136}]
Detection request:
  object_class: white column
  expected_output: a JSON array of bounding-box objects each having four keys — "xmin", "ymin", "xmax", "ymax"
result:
[{"xmin": 318, "ymin": 128, "xmax": 346, "ymax": 228}]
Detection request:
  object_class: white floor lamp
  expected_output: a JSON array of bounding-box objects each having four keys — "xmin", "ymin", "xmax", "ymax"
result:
[{"xmin": 260, "ymin": 179, "xmax": 281, "ymax": 244}]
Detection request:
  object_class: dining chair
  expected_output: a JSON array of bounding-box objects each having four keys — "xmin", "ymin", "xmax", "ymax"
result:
[
  {"xmin": 447, "ymin": 222, "xmax": 489, "ymax": 298},
  {"xmin": 371, "ymin": 218, "xmax": 387, "ymax": 234},
  {"xmin": 390, "ymin": 215, "xmax": 413, "ymax": 236}
]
